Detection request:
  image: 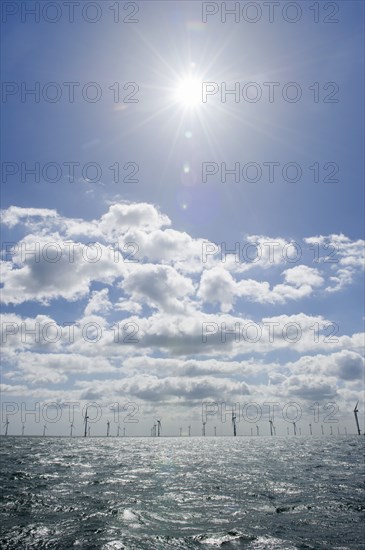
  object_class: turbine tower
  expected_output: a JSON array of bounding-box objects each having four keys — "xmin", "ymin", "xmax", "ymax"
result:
[
  {"xmin": 292, "ymin": 422, "xmax": 297, "ymax": 436},
  {"xmin": 117, "ymin": 424, "xmax": 120, "ymax": 437},
  {"xmin": 156, "ymin": 419, "xmax": 161, "ymax": 437},
  {"xmin": 269, "ymin": 419, "xmax": 274, "ymax": 436},
  {"xmin": 84, "ymin": 407, "xmax": 89, "ymax": 437},
  {"xmin": 4, "ymin": 416, "xmax": 9, "ymax": 436},
  {"xmin": 309, "ymin": 423, "xmax": 312, "ymax": 436},
  {"xmin": 330, "ymin": 426, "xmax": 333, "ymax": 436},
  {"xmin": 256, "ymin": 425, "xmax": 259, "ymax": 436},
  {"xmin": 321, "ymin": 424, "xmax": 324, "ymax": 435},
  {"xmin": 232, "ymin": 411, "xmax": 237, "ymax": 436},
  {"xmin": 354, "ymin": 402, "xmax": 361, "ymax": 435},
  {"xmin": 106, "ymin": 420, "xmax": 110, "ymax": 437},
  {"xmin": 43, "ymin": 424, "xmax": 47, "ymax": 437},
  {"xmin": 70, "ymin": 422, "xmax": 74, "ymax": 437},
  {"xmin": 21, "ymin": 424, "xmax": 25, "ymax": 436},
  {"xmin": 188, "ymin": 425, "xmax": 191, "ymax": 437},
  {"xmin": 202, "ymin": 421, "xmax": 206, "ymax": 436},
  {"xmin": 88, "ymin": 426, "xmax": 91, "ymax": 437},
  {"xmin": 180, "ymin": 427, "xmax": 182, "ymax": 436},
  {"xmin": 123, "ymin": 427, "xmax": 126, "ymax": 437},
  {"xmin": 214, "ymin": 426, "xmax": 217, "ymax": 436}
]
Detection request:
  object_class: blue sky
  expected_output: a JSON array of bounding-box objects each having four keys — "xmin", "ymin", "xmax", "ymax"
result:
[{"xmin": 1, "ymin": 1, "xmax": 364, "ymax": 436}]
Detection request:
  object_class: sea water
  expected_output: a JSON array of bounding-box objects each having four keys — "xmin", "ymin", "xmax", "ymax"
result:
[{"xmin": 1, "ymin": 436, "xmax": 364, "ymax": 549}]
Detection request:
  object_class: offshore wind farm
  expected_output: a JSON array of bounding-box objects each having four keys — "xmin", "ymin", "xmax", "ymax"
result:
[
  {"xmin": 1, "ymin": 401, "xmax": 363, "ymax": 438},
  {"xmin": 1, "ymin": 405, "xmax": 364, "ymax": 548}
]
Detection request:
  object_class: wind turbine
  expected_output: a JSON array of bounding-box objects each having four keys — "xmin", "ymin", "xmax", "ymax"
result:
[
  {"xmin": 43, "ymin": 424, "xmax": 47, "ymax": 437},
  {"xmin": 156, "ymin": 419, "xmax": 161, "ymax": 437},
  {"xmin": 309, "ymin": 423, "xmax": 312, "ymax": 436},
  {"xmin": 123, "ymin": 427, "xmax": 126, "ymax": 437},
  {"xmin": 354, "ymin": 402, "xmax": 361, "ymax": 435},
  {"xmin": 256, "ymin": 425, "xmax": 259, "ymax": 436},
  {"xmin": 232, "ymin": 411, "xmax": 237, "ymax": 436},
  {"xmin": 106, "ymin": 420, "xmax": 110, "ymax": 437},
  {"xmin": 21, "ymin": 424, "xmax": 25, "ymax": 436},
  {"xmin": 214, "ymin": 426, "xmax": 217, "ymax": 436},
  {"xmin": 269, "ymin": 419, "xmax": 274, "ymax": 436},
  {"xmin": 188, "ymin": 425, "xmax": 191, "ymax": 436},
  {"xmin": 321, "ymin": 424, "xmax": 324, "ymax": 435},
  {"xmin": 88, "ymin": 426, "xmax": 91, "ymax": 437},
  {"xmin": 117, "ymin": 424, "xmax": 120, "ymax": 437},
  {"xmin": 84, "ymin": 407, "xmax": 89, "ymax": 437},
  {"xmin": 70, "ymin": 422, "xmax": 74, "ymax": 437},
  {"xmin": 4, "ymin": 416, "xmax": 9, "ymax": 436},
  {"xmin": 202, "ymin": 421, "xmax": 206, "ymax": 436},
  {"xmin": 292, "ymin": 422, "xmax": 297, "ymax": 436}
]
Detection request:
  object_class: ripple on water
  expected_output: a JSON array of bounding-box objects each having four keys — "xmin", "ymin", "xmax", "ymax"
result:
[{"xmin": 0, "ymin": 436, "xmax": 364, "ymax": 549}]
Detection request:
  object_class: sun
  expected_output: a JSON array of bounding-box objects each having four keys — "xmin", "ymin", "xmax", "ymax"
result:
[{"xmin": 174, "ymin": 76, "xmax": 202, "ymax": 108}]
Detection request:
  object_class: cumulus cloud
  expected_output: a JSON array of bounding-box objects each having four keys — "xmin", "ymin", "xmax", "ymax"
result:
[
  {"xmin": 1, "ymin": 203, "xmax": 363, "ymax": 421},
  {"xmin": 282, "ymin": 265, "xmax": 324, "ymax": 287},
  {"xmin": 197, "ymin": 266, "xmax": 237, "ymax": 312},
  {"xmin": 197, "ymin": 265, "xmax": 324, "ymax": 311},
  {"xmin": 1, "ymin": 206, "xmax": 58, "ymax": 228},
  {"xmin": 84, "ymin": 288, "xmax": 112, "ymax": 316},
  {"xmin": 120, "ymin": 264, "xmax": 195, "ymax": 313},
  {"xmin": 287, "ymin": 350, "xmax": 365, "ymax": 381},
  {"xmin": 75, "ymin": 374, "xmax": 250, "ymax": 403},
  {"xmin": 283, "ymin": 374, "xmax": 338, "ymax": 401},
  {"xmin": 1, "ymin": 237, "xmax": 126, "ymax": 305},
  {"xmin": 99, "ymin": 202, "xmax": 171, "ymax": 236},
  {"xmin": 304, "ymin": 234, "xmax": 364, "ymax": 292},
  {"xmin": 3, "ymin": 351, "xmax": 117, "ymax": 383}
]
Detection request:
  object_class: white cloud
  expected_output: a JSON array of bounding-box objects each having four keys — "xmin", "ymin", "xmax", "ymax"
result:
[
  {"xmin": 75, "ymin": 374, "xmax": 250, "ymax": 403},
  {"xmin": 1, "ymin": 236, "xmax": 126, "ymax": 305},
  {"xmin": 197, "ymin": 265, "xmax": 324, "ymax": 311},
  {"xmin": 1, "ymin": 203, "xmax": 363, "ymax": 424},
  {"xmin": 197, "ymin": 266, "xmax": 237, "ymax": 312},
  {"xmin": 282, "ymin": 265, "xmax": 324, "ymax": 287},
  {"xmin": 84, "ymin": 288, "xmax": 112, "ymax": 316},
  {"xmin": 99, "ymin": 202, "xmax": 171, "ymax": 236},
  {"xmin": 326, "ymin": 268, "xmax": 354, "ymax": 293},
  {"xmin": 304, "ymin": 234, "xmax": 364, "ymax": 292},
  {"xmin": 3, "ymin": 351, "xmax": 118, "ymax": 386},
  {"xmin": 287, "ymin": 350, "xmax": 365, "ymax": 381},
  {"xmin": 1, "ymin": 206, "xmax": 58, "ymax": 228},
  {"xmin": 121, "ymin": 264, "xmax": 195, "ymax": 313}
]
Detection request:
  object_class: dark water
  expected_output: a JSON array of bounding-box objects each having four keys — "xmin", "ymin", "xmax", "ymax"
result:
[{"xmin": 1, "ymin": 436, "xmax": 364, "ymax": 549}]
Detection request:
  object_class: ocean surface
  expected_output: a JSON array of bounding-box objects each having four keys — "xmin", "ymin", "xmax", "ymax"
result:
[{"xmin": 0, "ymin": 436, "xmax": 364, "ymax": 549}]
